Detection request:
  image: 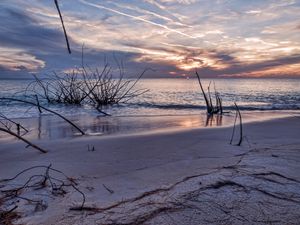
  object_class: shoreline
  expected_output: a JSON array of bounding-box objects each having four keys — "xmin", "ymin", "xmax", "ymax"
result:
[
  {"xmin": 0, "ymin": 110, "xmax": 299, "ymax": 141},
  {"xmin": 0, "ymin": 115, "xmax": 300, "ymax": 224}
]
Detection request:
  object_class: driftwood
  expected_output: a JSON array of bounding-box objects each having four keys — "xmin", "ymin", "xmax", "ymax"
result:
[
  {"xmin": 0, "ymin": 127, "xmax": 47, "ymax": 153},
  {"xmin": 102, "ymin": 184, "xmax": 114, "ymax": 194},
  {"xmin": 28, "ymin": 73, "xmax": 89, "ymax": 105},
  {"xmin": 0, "ymin": 165, "xmax": 86, "ymax": 212},
  {"xmin": 0, "ymin": 205, "xmax": 19, "ymax": 225},
  {"xmin": 0, "ymin": 112, "xmax": 28, "ymax": 136},
  {"xmin": 230, "ymin": 102, "xmax": 243, "ymax": 146},
  {"xmin": 77, "ymin": 63, "xmax": 152, "ymax": 112},
  {"xmin": 195, "ymin": 71, "xmax": 223, "ymax": 115},
  {"xmin": 54, "ymin": 0, "xmax": 71, "ymax": 54},
  {"xmin": 0, "ymin": 97, "xmax": 85, "ymax": 135},
  {"xmin": 25, "ymin": 64, "xmax": 152, "ymax": 115}
]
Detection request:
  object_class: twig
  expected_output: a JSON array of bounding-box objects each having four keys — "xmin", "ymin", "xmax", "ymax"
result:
[
  {"xmin": 103, "ymin": 184, "xmax": 114, "ymax": 194},
  {"xmin": 0, "ymin": 165, "xmax": 86, "ymax": 210},
  {"xmin": 230, "ymin": 109, "xmax": 238, "ymax": 145},
  {"xmin": 195, "ymin": 70, "xmax": 223, "ymax": 115},
  {"xmin": 230, "ymin": 102, "xmax": 243, "ymax": 146},
  {"xmin": 0, "ymin": 112, "xmax": 28, "ymax": 133},
  {"xmin": 0, "ymin": 127, "xmax": 47, "ymax": 153},
  {"xmin": 0, "ymin": 97, "xmax": 85, "ymax": 135},
  {"xmin": 235, "ymin": 102, "xmax": 243, "ymax": 146}
]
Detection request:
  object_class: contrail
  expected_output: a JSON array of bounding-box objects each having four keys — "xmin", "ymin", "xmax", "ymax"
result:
[
  {"xmin": 79, "ymin": 0, "xmax": 198, "ymax": 39},
  {"xmin": 109, "ymin": 2, "xmax": 192, "ymax": 28}
]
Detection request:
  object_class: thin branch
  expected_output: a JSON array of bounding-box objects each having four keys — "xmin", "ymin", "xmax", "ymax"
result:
[
  {"xmin": 0, "ymin": 97, "xmax": 85, "ymax": 135},
  {"xmin": 195, "ymin": 71, "xmax": 211, "ymax": 114},
  {"xmin": 0, "ymin": 112, "xmax": 28, "ymax": 133},
  {"xmin": 54, "ymin": 0, "xmax": 71, "ymax": 54},
  {"xmin": 230, "ymin": 102, "xmax": 243, "ymax": 146},
  {"xmin": 230, "ymin": 109, "xmax": 238, "ymax": 145},
  {"xmin": 0, "ymin": 127, "xmax": 47, "ymax": 153},
  {"xmin": 235, "ymin": 102, "xmax": 243, "ymax": 146}
]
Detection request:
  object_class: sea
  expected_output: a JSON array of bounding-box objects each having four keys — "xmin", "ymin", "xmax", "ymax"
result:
[
  {"xmin": 0, "ymin": 78, "xmax": 299, "ymax": 138},
  {"xmin": 0, "ymin": 78, "xmax": 299, "ymax": 118}
]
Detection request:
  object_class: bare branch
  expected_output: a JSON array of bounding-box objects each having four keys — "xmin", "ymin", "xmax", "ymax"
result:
[
  {"xmin": 230, "ymin": 102, "xmax": 243, "ymax": 146},
  {"xmin": 0, "ymin": 97, "xmax": 85, "ymax": 135},
  {"xmin": 54, "ymin": 0, "xmax": 71, "ymax": 54},
  {"xmin": 0, "ymin": 127, "xmax": 47, "ymax": 153}
]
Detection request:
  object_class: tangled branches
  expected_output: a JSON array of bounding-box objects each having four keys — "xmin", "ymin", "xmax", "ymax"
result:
[
  {"xmin": 195, "ymin": 71, "xmax": 223, "ymax": 115},
  {"xmin": 25, "ymin": 65, "xmax": 151, "ymax": 115},
  {"xmin": 0, "ymin": 165, "xmax": 86, "ymax": 219}
]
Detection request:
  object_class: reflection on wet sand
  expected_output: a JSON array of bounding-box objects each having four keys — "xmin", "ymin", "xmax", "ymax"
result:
[
  {"xmin": 205, "ymin": 114, "xmax": 223, "ymax": 127},
  {"xmin": 0, "ymin": 111, "xmax": 295, "ymax": 141},
  {"xmin": 0, "ymin": 114, "xmax": 234, "ymax": 141},
  {"xmin": 2, "ymin": 110, "xmax": 297, "ymax": 142}
]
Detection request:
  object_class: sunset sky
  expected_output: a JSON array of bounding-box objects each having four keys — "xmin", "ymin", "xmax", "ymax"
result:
[{"xmin": 0, "ymin": 0, "xmax": 300, "ymax": 79}]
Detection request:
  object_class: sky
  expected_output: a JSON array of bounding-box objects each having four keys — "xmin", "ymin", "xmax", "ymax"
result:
[{"xmin": 0, "ymin": 0, "xmax": 300, "ymax": 79}]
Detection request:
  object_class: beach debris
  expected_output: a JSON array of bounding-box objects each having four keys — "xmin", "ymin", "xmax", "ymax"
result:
[
  {"xmin": 102, "ymin": 184, "xmax": 114, "ymax": 194},
  {"xmin": 195, "ymin": 70, "xmax": 223, "ymax": 115},
  {"xmin": 0, "ymin": 97, "xmax": 85, "ymax": 135},
  {"xmin": 69, "ymin": 144, "xmax": 300, "ymax": 224},
  {"xmin": 0, "ymin": 112, "xmax": 28, "ymax": 136},
  {"xmin": 84, "ymin": 66, "xmax": 152, "ymax": 114},
  {"xmin": 230, "ymin": 102, "xmax": 243, "ymax": 146},
  {"xmin": 24, "ymin": 53, "xmax": 153, "ymax": 115},
  {"xmin": 0, "ymin": 127, "xmax": 47, "ymax": 153},
  {"xmin": 0, "ymin": 165, "xmax": 86, "ymax": 216},
  {"xmin": 0, "ymin": 205, "xmax": 20, "ymax": 225},
  {"xmin": 34, "ymin": 200, "xmax": 48, "ymax": 212}
]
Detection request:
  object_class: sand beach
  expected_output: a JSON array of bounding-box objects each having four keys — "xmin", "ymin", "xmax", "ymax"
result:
[{"xmin": 1, "ymin": 113, "xmax": 300, "ymax": 224}]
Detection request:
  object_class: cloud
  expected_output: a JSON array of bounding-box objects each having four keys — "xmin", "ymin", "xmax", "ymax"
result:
[
  {"xmin": 215, "ymin": 54, "xmax": 300, "ymax": 78},
  {"xmin": 0, "ymin": 4, "xmax": 74, "ymax": 60},
  {"xmin": 157, "ymin": 0, "xmax": 197, "ymax": 5},
  {"xmin": 0, "ymin": 47, "xmax": 45, "ymax": 71},
  {"xmin": 79, "ymin": 0, "xmax": 198, "ymax": 38},
  {"xmin": 0, "ymin": 0, "xmax": 299, "ymax": 79}
]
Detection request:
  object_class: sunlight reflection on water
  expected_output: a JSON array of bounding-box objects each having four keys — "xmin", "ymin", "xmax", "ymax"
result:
[
  {"xmin": 0, "ymin": 78, "xmax": 300, "ymax": 118},
  {"xmin": 0, "ymin": 78, "xmax": 299, "ymax": 140}
]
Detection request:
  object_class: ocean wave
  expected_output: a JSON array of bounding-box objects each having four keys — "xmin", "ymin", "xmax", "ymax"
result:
[{"xmin": 127, "ymin": 103, "xmax": 300, "ymax": 111}]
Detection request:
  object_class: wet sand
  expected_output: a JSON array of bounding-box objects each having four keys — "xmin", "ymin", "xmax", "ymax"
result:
[{"xmin": 0, "ymin": 110, "xmax": 297, "ymax": 141}]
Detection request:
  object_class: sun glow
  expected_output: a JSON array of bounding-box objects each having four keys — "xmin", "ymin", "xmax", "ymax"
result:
[{"xmin": 0, "ymin": 0, "xmax": 300, "ymax": 78}]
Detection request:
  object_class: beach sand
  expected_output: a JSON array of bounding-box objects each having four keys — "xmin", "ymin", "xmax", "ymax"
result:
[{"xmin": 0, "ymin": 113, "xmax": 300, "ymax": 224}]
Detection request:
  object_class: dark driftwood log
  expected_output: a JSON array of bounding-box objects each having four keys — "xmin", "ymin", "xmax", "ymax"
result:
[
  {"xmin": 0, "ymin": 127, "xmax": 47, "ymax": 153},
  {"xmin": 54, "ymin": 0, "xmax": 71, "ymax": 54},
  {"xmin": 0, "ymin": 97, "xmax": 85, "ymax": 135}
]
